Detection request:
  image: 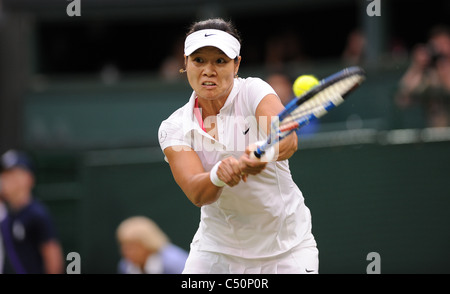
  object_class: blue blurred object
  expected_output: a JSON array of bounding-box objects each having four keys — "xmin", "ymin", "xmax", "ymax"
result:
[{"xmin": 296, "ymin": 119, "xmax": 320, "ymax": 138}]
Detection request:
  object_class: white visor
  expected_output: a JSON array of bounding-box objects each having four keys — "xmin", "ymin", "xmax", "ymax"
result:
[{"xmin": 184, "ymin": 29, "xmax": 241, "ymax": 59}]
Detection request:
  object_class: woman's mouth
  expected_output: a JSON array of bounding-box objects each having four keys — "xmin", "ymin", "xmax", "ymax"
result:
[{"xmin": 202, "ymin": 82, "xmax": 217, "ymax": 87}]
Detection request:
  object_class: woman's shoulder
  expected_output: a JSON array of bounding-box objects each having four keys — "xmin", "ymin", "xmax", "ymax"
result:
[
  {"xmin": 238, "ymin": 76, "xmax": 268, "ymax": 87},
  {"xmin": 235, "ymin": 77, "xmax": 276, "ymax": 109},
  {"xmin": 159, "ymin": 99, "xmax": 191, "ymax": 128},
  {"xmin": 238, "ymin": 76, "xmax": 274, "ymax": 95}
]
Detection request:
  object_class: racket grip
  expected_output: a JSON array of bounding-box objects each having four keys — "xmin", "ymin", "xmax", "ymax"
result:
[
  {"xmin": 250, "ymin": 141, "xmax": 275, "ymax": 162},
  {"xmin": 250, "ymin": 150, "xmax": 262, "ymax": 160}
]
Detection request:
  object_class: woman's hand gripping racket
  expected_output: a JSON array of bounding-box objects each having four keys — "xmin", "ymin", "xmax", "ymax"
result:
[{"xmin": 253, "ymin": 66, "xmax": 366, "ymax": 159}]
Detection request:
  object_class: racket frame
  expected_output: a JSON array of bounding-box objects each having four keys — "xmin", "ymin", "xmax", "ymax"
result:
[{"xmin": 254, "ymin": 66, "xmax": 366, "ymax": 158}]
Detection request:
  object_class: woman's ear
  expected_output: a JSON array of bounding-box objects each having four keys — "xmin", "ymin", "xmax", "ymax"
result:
[
  {"xmin": 179, "ymin": 55, "xmax": 188, "ymax": 73},
  {"xmin": 234, "ymin": 56, "xmax": 242, "ymax": 77}
]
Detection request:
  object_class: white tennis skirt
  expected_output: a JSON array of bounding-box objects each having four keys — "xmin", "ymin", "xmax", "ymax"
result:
[{"xmin": 182, "ymin": 233, "xmax": 319, "ymax": 274}]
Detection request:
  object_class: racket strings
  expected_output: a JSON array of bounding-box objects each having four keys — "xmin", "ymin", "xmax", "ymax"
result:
[
  {"xmin": 261, "ymin": 67, "xmax": 365, "ymax": 155},
  {"xmin": 280, "ymin": 74, "xmax": 363, "ymax": 126}
]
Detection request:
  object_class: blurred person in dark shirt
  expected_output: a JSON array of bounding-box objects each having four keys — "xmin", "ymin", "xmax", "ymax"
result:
[{"xmin": 0, "ymin": 149, "xmax": 64, "ymax": 274}]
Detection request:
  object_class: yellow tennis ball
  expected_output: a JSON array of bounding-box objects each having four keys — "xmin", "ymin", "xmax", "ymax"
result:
[{"xmin": 292, "ymin": 75, "xmax": 319, "ymax": 97}]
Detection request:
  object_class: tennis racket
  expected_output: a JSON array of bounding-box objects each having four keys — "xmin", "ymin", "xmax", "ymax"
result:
[{"xmin": 254, "ymin": 66, "xmax": 366, "ymax": 158}]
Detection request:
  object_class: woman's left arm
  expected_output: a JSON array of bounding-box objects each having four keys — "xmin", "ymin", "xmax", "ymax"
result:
[{"xmin": 255, "ymin": 93, "xmax": 298, "ymax": 161}]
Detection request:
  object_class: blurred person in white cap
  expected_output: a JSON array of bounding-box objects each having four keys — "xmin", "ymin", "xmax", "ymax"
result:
[
  {"xmin": 0, "ymin": 149, "xmax": 64, "ymax": 274},
  {"xmin": 116, "ymin": 216, "xmax": 188, "ymax": 274},
  {"xmin": 158, "ymin": 18, "xmax": 318, "ymax": 274}
]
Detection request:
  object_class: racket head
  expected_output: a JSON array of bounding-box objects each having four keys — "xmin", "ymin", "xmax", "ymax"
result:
[
  {"xmin": 280, "ymin": 66, "xmax": 365, "ymax": 121},
  {"xmin": 255, "ymin": 66, "xmax": 366, "ymax": 157}
]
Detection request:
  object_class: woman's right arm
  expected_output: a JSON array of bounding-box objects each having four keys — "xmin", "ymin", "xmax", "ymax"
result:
[{"xmin": 164, "ymin": 146, "xmax": 242, "ymax": 207}]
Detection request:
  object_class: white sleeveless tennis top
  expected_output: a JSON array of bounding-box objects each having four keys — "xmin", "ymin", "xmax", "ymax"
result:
[{"xmin": 159, "ymin": 77, "xmax": 314, "ymax": 258}]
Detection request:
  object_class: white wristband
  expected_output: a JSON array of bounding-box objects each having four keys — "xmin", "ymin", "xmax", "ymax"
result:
[{"xmin": 210, "ymin": 161, "xmax": 226, "ymax": 187}]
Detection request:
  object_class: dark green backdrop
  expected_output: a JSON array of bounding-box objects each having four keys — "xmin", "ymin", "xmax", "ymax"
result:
[
  {"xmin": 32, "ymin": 141, "xmax": 450, "ymax": 274},
  {"xmin": 23, "ymin": 66, "xmax": 450, "ymax": 273}
]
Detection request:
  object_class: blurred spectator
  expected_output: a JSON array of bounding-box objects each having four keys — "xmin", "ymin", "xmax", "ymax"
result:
[
  {"xmin": 389, "ymin": 37, "xmax": 408, "ymax": 64},
  {"xmin": 100, "ymin": 62, "xmax": 121, "ymax": 85},
  {"xmin": 0, "ymin": 149, "xmax": 64, "ymax": 274},
  {"xmin": 266, "ymin": 72, "xmax": 295, "ymax": 105},
  {"xmin": 264, "ymin": 31, "xmax": 307, "ymax": 72},
  {"xmin": 341, "ymin": 28, "xmax": 366, "ymax": 66},
  {"xmin": 159, "ymin": 35, "xmax": 185, "ymax": 81},
  {"xmin": 116, "ymin": 216, "xmax": 188, "ymax": 274},
  {"xmin": 0, "ymin": 198, "xmax": 6, "ymax": 274},
  {"xmin": 395, "ymin": 25, "xmax": 450, "ymax": 128}
]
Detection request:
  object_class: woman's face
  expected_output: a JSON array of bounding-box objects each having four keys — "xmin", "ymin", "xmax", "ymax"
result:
[{"xmin": 186, "ymin": 46, "xmax": 241, "ymax": 102}]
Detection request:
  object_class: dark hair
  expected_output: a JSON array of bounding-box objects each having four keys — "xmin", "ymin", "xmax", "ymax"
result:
[{"xmin": 187, "ymin": 18, "xmax": 242, "ymax": 45}]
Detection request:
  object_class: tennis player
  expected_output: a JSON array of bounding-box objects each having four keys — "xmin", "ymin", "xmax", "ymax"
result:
[{"xmin": 158, "ymin": 18, "xmax": 318, "ymax": 274}]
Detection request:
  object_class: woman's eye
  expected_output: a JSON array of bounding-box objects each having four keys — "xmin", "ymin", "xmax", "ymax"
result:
[
  {"xmin": 194, "ymin": 57, "xmax": 203, "ymax": 63},
  {"xmin": 217, "ymin": 58, "xmax": 226, "ymax": 64}
]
